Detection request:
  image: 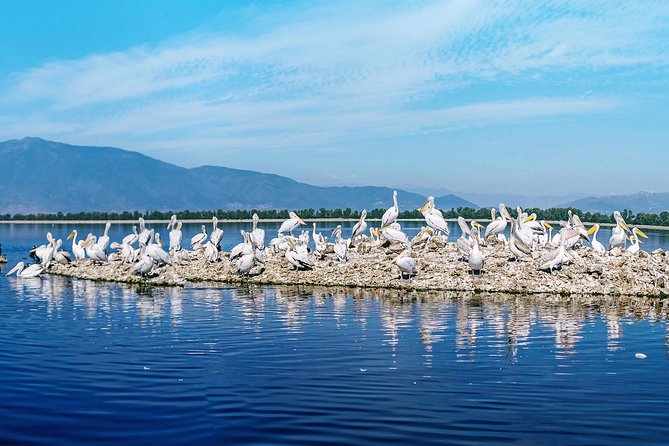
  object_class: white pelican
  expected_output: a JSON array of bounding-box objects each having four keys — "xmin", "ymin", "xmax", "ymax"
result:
[
  {"xmin": 111, "ymin": 241, "xmax": 135, "ymax": 263},
  {"xmin": 123, "ymin": 226, "xmax": 139, "ymax": 246},
  {"xmin": 312, "ymin": 223, "xmax": 327, "ymax": 258},
  {"xmin": 484, "ymin": 206, "xmax": 507, "ymax": 241},
  {"xmin": 538, "ymin": 239, "xmax": 566, "ymax": 274},
  {"xmin": 84, "ymin": 235, "xmax": 107, "ymax": 263},
  {"xmin": 456, "ymin": 217, "xmax": 472, "ymax": 259},
  {"xmin": 236, "ymin": 253, "xmax": 256, "ymax": 276},
  {"xmin": 469, "ymin": 235, "xmax": 484, "ymax": 275},
  {"xmin": 334, "ymin": 238, "xmax": 350, "ymax": 263},
  {"xmin": 537, "ymin": 221, "xmax": 553, "ymax": 245},
  {"xmin": 588, "ymin": 224, "xmax": 606, "ymax": 254},
  {"xmin": 230, "ymin": 231, "xmax": 252, "ymax": 260},
  {"xmin": 96, "ymin": 221, "xmax": 112, "ymax": 252},
  {"xmin": 381, "ymin": 190, "xmax": 399, "ymax": 228},
  {"xmin": 133, "ymin": 246, "xmax": 153, "ymax": 277},
  {"xmin": 147, "ymin": 232, "xmax": 171, "ymax": 265},
  {"xmin": 395, "ymin": 246, "xmax": 417, "ymax": 280},
  {"xmin": 627, "ymin": 227, "xmax": 648, "ymax": 255},
  {"xmin": 53, "ymin": 240, "xmax": 72, "ymax": 265},
  {"xmin": 169, "ymin": 221, "xmax": 183, "ymax": 251},
  {"xmin": 209, "ymin": 217, "xmax": 224, "ymax": 249},
  {"xmin": 331, "ymin": 225, "xmax": 342, "ymax": 242},
  {"xmin": 250, "ymin": 213, "xmax": 265, "ymax": 249},
  {"xmin": 380, "ymin": 224, "xmax": 409, "ymax": 245},
  {"xmin": 419, "ymin": 196, "xmax": 450, "ymax": 237},
  {"xmin": 6, "ymin": 261, "xmax": 44, "ymax": 278},
  {"xmin": 191, "ymin": 225, "xmax": 208, "ymax": 247},
  {"xmin": 278, "ymin": 212, "xmax": 306, "ymax": 236},
  {"xmin": 203, "ymin": 241, "xmax": 219, "ymax": 263},
  {"xmin": 138, "ymin": 217, "xmax": 151, "ymax": 245},
  {"xmin": 285, "ymin": 241, "xmax": 312, "ymax": 270},
  {"xmin": 67, "ymin": 230, "xmax": 86, "ymax": 261},
  {"xmin": 351, "ymin": 210, "xmax": 368, "ymax": 241},
  {"xmin": 167, "ymin": 214, "xmax": 177, "ymax": 230},
  {"xmin": 509, "ymin": 219, "xmax": 531, "ymax": 261},
  {"xmin": 609, "ymin": 211, "xmax": 631, "ymax": 250}
]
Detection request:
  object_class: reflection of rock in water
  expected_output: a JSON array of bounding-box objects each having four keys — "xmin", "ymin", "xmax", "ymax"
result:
[{"xmin": 45, "ymin": 242, "xmax": 669, "ymax": 297}]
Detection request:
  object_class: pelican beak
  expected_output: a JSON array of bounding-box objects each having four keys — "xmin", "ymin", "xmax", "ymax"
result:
[
  {"xmin": 543, "ymin": 222, "xmax": 554, "ymax": 230},
  {"xmin": 634, "ymin": 228, "xmax": 649, "ymax": 239},
  {"xmin": 298, "ymin": 218, "xmax": 306, "ymax": 225},
  {"xmin": 523, "ymin": 215, "xmax": 536, "ymax": 223},
  {"xmin": 587, "ymin": 226, "xmax": 597, "ymax": 235},
  {"xmin": 621, "ymin": 221, "xmax": 630, "ymax": 232},
  {"xmin": 67, "ymin": 231, "xmax": 76, "ymax": 240},
  {"xmin": 626, "ymin": 235, "xmax": 631, "ymax": 241},
  {"xmin": 472, "ymin": 221, "xmax": 484, "ymax": 229},
  {"xmin": 419, "ymin": 201, "xmax": 430, "ymax": 213}
]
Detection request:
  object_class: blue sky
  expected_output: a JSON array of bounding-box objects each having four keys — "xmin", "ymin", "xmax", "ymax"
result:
[{"xmin": 1, "ymin": 0, "xmax": 668, "ymax": 197}]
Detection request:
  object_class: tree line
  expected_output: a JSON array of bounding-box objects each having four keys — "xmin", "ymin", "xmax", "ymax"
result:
[{"xmin": 2, "ymin": 207, "xmax": 669, "ymax": 226}]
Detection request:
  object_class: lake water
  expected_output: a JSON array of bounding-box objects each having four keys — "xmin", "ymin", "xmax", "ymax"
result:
[{"xmin": 2, "ymin": 222, "xmax": 669, "ymax": 444}]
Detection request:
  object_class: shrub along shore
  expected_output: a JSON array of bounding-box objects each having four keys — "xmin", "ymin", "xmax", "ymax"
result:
[{"xmin": 3, "ymin": 207, "xmax": 669, "ymax": 227}]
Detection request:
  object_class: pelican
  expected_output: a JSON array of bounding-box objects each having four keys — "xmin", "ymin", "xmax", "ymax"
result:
[
  {"xmin": 419, "ymin": 196, "xmax": 450, "ymax": 237},
  {"xmin": 609, "ymin": 211, "xmax": 631, "ymax": 250},
  {"xmin": 285, "ymin": 240, "xmax": 312, "ymax": 270},
  {"xmin": 334, "ymin": 238, "xmax": 350, "ymax": 263},
  {"xmin": 133, "ymin": 246, "xmax": 153, "ymax": 277},
  {"xmin": 351, "ymin": 210, "xmax": 368, "ymax": 242},
  {"xmin": 190, "ymin": 225, "xmax": 207, "ymax": 247},
  {"xmin": 138, "ymin": 217, "xmax": 151, "ymax": 245},
  {"xmin": 53, "ymin": 240, "xmax": 72, "ymax": 265},
  {"xmin": 538, "ymin": 239, "xmax": 567, "ymax": 274},
  {"xmin": 508, "ymin": 219, "xmax": 531, "ymax": 261},
  {"xmin": 537, "ymin": 221, "xmax": 553, "ymax": 245},
  {"xmin": 209, "ymin": 217, "xmax": 224, "ymax": 249},
  {"xmin": 6, "ymin": 261, "xmax": 44, "ymax": 278},
  {"xmin": 484, "ymin": 205, "xmax": 507, "ymax": 241},
  {"xmin": 456, "ymin": 217, "xmax": 472, "ymax": 259},
  {"xmin": 96, "ymin": 221, "xmax": 112, "ymax": 252},
  {"xmin": 278, "ymin": 211, "xmax": 306, "ymax": 236},
  {"xmin": 203, "ymin": 241, "xmax": 219, "ymax": 262},
  {"xmin": 313, "ymin": 223, "xmax": 327, "ymax": 258},
  {"xmin": 588, "ymin": 224, "xmax": 606, "ymax": 254},
  {"xmin": 331, "ymin": 225, "xmax": 342, "ymax": 242},
  {"xmin": 123, "ymin": 226, "xmax": 139, "ymax": 246},
  {"xmin": 230, "ymin": 231, "xmax": 252, "ymax": 260},
  {"xmin": 67, "ymin": 230, "xmax": 86, "ymax": 261},
  {"xmin": 381, "ymin": 190, "xmax": 399, "ymax": 228},
  {"xmin": 627, "ymin": 227, "xmax": 648, "ymax": 255},
  {"xmin": 169, "ymin": 221, "xmax": 183, "ymax": 251},
  {"xmin": 250, "ymin": 213, "xmax": 265, "ymax": 249},
  {"xmin": 380, "ymin": 224, "xmax": 409, "ymax": 245},
  {"xmin": 146, "ymin": 231, "xmax": 171, "ymax": 265},
  {"xmin": 236, "ymin": 252, "xmax": 256, "ymax": 276},
  {"xmin": 395, "ymin": 246, "xmax": 417, "ymax": 280},
  {"xmin": 84, "ymin": 235, "xmax": 107, "ymax": 263},
  {"xmin": 167, "ymin": 214, "xmax": 177, "ymax": 230},
  {"xmin": 468, "ymin": 235, "xmax": 484, "ymax": 275},
  {"xmin": 111, "ymin": 241, "xmax": 135, "ymax": 263}
]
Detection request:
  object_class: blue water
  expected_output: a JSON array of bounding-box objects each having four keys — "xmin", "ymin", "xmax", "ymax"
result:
[{"xmin": 2, "ymin": 223, "xmax": 669, "ymax": 444}]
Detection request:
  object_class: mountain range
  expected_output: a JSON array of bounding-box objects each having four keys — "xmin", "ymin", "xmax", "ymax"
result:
[
  {"xmin": 0, "ymin": 138, "xmax": 476, "ymax": 214},
  {"xmin": 560, "ymin": 192, "xmax": 669, "ymax": 214}
]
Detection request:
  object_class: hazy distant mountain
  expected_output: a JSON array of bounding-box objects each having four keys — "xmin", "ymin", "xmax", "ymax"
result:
[
  {"xmin": 456, "ymin": 192, "xmax": 589, "ymax": 209},
  {"xmin": 561, "ymin": 192, "xmax": 669, "ymax": 214},
  {"xmin": 0, "ymin": 138, "xmax": 476, "ymax": 214}
]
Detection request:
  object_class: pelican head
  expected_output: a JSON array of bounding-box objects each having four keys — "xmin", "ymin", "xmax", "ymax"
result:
[
  {"xmin": 542, "ymin": 221, "xmax": 554, "ymax": 230},
  {"xmin": 167, "ymin": 214, "xmax": 177, "ymax": 230},
  {"xmin": 212, "ymin": 216, "xmax": 219, "ymax": 228},
  {"xmin": 361, "ymin": 209, "xmax": 367, "ymax": 219},
  {"xmin": 632, "ymin": 227, "xmax": 649, "ymax": 239},
  {"xmin": 419, "ymin": 196, "xmax": 434, "ymax": 213},
  {"xmin": 289, "ymin": 211, "xmax": 306, "ymax": 225},
  {"xmin": 499, "ymin": 203, "xmax": 512, "ymax": 221},
  {"xmin": 523, "ymin": 214, "xmax": 537, "ymax": 223},
  {"xmin": 587, "ymin": 224, "xmax": 600, "ymax": 235},
  {"xmin": 613, "ymin": 211, "xmax": 631, "ymax": 232},
  {"xmin": 67, "ymin": 230, "xmax": 77, "ymax": 240},
  {"xmin": 6, "ymin": 262, "xmax": 25, "ymax": 277}
]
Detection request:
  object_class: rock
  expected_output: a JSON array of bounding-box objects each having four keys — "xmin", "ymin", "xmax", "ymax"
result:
[
  {"xmin": 639, "ymin": 250, "xmax": 650, "ymax": 258},
  {"xmin": 610, "ymin": 248, "xmax": 623, "ymax": 257},
  {"xmin": 587, "ymin": 264, "xmax": 603, "ymax": 275},
  {"xmin": 0, "ymin": 255, "xmax": 7, "ymax": 264},
  {"xmin": 652, "ymin": 248, "xmax": 665, "ymax": 256}
]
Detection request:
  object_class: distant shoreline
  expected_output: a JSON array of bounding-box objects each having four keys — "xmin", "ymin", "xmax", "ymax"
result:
[{"xmin": 1, "ymin": 219, "xmax": 668, "ymax": 231}]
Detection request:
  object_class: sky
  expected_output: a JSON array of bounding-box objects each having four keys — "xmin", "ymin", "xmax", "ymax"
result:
[{"xmin": 1, "ymin": 0, "xmax": 668, "ymax": 198}]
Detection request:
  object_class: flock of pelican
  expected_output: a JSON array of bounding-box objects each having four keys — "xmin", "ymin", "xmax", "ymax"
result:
[{"xmin": 6, "ymin": 191, "xmax": 649, "ymax": 281}]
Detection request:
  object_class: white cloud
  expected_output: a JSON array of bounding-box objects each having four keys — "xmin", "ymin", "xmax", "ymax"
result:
[{"xmin": 1, "ymin": 0, "xmax": 667, "ymax": 156}]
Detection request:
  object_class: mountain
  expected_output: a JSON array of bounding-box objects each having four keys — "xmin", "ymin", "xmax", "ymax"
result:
[
  {"xmin": 0, "ymin": 137, "xmax": 476, "ymax": 214},
  {"xmin": 434, "ymin": 194, "xmax": 478, "ymax": 209},
  {"xmin": 561, "ymin": 192, "xmax": 669, "ymax": 214},
  {"xmin": 456, "ymin": 192, "xmax": 589, "ymax": 209}
]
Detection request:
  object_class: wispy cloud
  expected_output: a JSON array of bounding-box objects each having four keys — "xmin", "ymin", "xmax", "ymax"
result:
[{"xmin": 1, "ymin": 0, "xmax": 668, "ymax": 184}]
